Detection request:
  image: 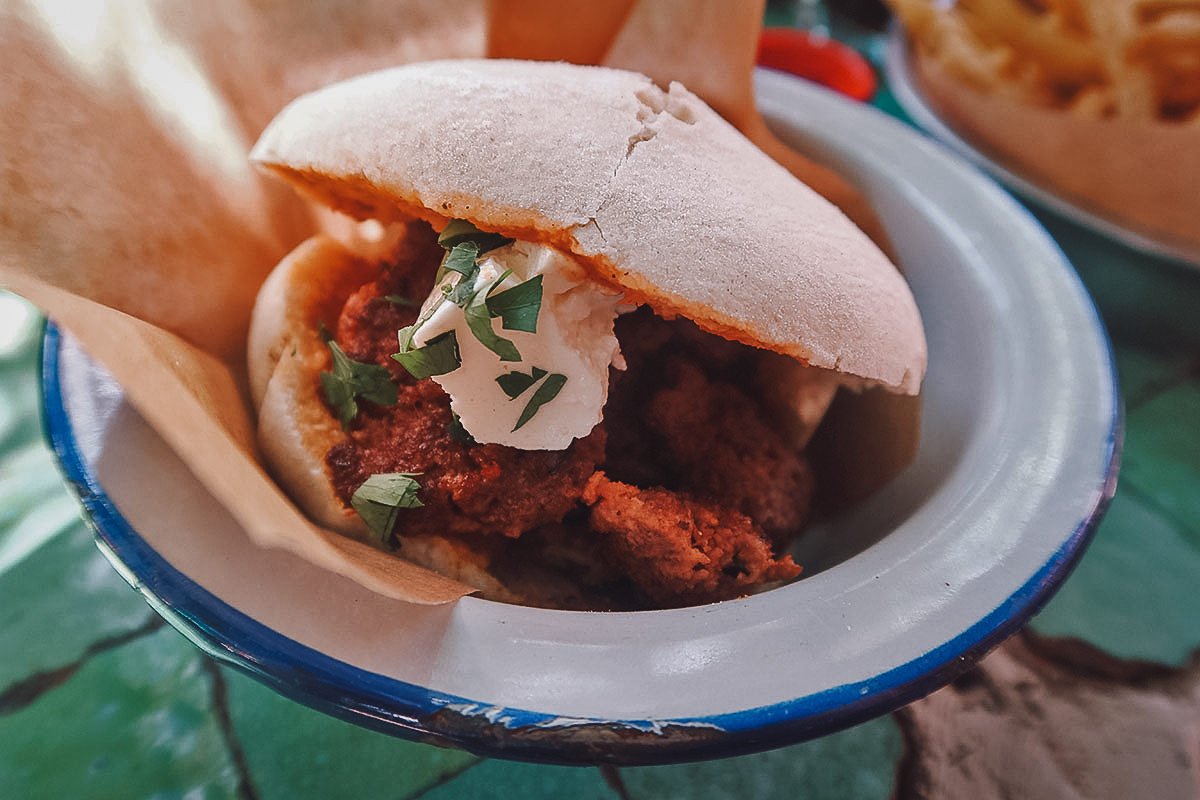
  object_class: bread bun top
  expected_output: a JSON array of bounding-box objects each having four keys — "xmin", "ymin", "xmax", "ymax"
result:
[{"xmin": 250, "ymin": 59, "xmax": 925, "ymax": 394}]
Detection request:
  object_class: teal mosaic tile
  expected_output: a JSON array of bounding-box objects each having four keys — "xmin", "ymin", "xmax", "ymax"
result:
[
  {"xmin": 418, "ymin": 715, "xmax": 902, "ymax": 800},
  {"xmin": 619, "ymin": 715, "xmax": 902, "ymax": 800},
  {"xmin": 0, "ymin": 624, "xmax": 241, "ymax": 800},
  {"xmin": 221, "ymin": 665, "xmax": 479, "ymax": 799},
  {"xmin": 1121, "ymin": 377, "xmax": 1200, "ymax": 540},
  {"xmin": 1030, "ymin": 487, "xmax": 1200, "ymax": 666},
  {"xmin": 1, "ymin": 311, "xmax": 155, "ymax": 688},
  {"xmin": 1113, "ymin": 347, "xmax": 1195, "ymax": 412},
  {"xmin": 0, "ymin": 512, "xmax": 155, "ymax": 687},
  {"xmin": 1035, "ymin": 210, "xmax": 1200, "ymax": 351},
  {"xmin": 422, "ymin": 760, "xmax": 620, "ymax": 800}
]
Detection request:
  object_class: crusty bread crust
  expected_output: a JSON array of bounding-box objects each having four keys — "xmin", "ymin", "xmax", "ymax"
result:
[
  {"xmin": 248, "ymin": 235, "xmax": 376, "ymax": 537},
  {"xmin": 251, "ymin": 59, "xmax": 926, "ymax": 394},
  {"xmin": 248, "ymin": 230, "xmax": 537, "ymax": 596}
]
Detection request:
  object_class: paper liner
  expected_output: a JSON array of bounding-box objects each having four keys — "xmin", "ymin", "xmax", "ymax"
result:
[{"xmin": 3, "ymin": 270, "xmax": 473, "ymax": 603}]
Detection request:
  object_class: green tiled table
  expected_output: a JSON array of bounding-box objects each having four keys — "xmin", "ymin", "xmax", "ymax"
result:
[{"xmin": 4, "ymin": 20, "xmax": 1200, "ymax": 800}]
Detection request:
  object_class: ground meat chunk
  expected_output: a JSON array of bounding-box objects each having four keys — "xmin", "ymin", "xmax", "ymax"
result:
[
  {"xmin": 604, "ymin": 308, "xmax": 814, "ymax": 545},
  {"xmin": 327, "ymin": 382, "xmax": 606, "ymax": 540},
  {"xmin": 318, "ymin": 230, "xmax": 813, "ymax": 609},
  {"xmin": 646, "ymin": 362, "xmax": 814, "ymax": 546},
  {"xmin": 334, "ymin": 229, "xmax": 444, "ymax": 380},
  {"xmin": 583, "ymin": 473, "xmax": 802, "ymax": 608},
  {"xmin": 324, "ymin": 229, "xmax": 606, "ymax": 542}
]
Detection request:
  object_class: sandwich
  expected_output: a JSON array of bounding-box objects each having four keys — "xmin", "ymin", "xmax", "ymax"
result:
[{"xmin": 247, "ymin": 58, "xmax": 927, "ymax": 610}]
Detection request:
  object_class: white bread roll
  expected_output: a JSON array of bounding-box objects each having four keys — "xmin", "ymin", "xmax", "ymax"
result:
[
  {"xmin": 247, "ymin": 234, "xmax": 373, "ymax": 534},
  {"xmin": 250, "ymin": 59, "xmax": 926, "ymax": 395}
]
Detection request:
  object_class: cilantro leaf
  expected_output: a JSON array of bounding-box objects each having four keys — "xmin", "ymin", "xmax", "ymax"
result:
[
  {"xmin": 464, "ymin": 278, "xmax": 522, "ymax": 362},
  {"xmin": 351, "ymin": 472, "xmax": 423, "ymax": 544},
  {"xmin": 379, "ymin": 294, "xmax": 420, "ymax": 307},
  {"xmin": 446, "ymin": 412, "xmax": 476, "ymax": 444},
  {"xmin": 319, "ymin": 337, "xmax": 398, "ymax": 429},
  {"xmin": 495, "ymin": 363, "xmax": 568, "ymax": 432},
  {"xmin": 441, "ymin": 241, "xmax": 483, "ymax": 280},
  {"xmin": 486, "ymin": 275, "xmax": 543, "ymax": 333},
  {"xmin": 393, "ymin": 328, "xmax": 461, "ymax": 380},
  {"xmin": 496, "ymin": 366, "xmax": 548, "ymax": 399},
  {"xmin": 445, "ymin": 263, "xmax": 483, "ymax": 307},
  {"xmin": 513, "ymin": 372, "xmax": 568, "ymax": 431},
  {"xmin": 438, "ymin": 219, "xmax": 514, "ymax": 254}
]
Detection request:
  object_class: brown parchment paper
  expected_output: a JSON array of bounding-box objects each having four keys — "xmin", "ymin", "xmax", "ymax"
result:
[
  {"xmin": 1, "ymin": 0, "xmax": 918, "ymax": 606},
  {"xmin": 2, "ymin": 271, "xmax": 472, "ymax": 602}
]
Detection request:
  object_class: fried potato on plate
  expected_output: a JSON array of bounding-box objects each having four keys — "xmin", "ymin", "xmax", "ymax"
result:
[{"xmin": 887, "ymin": 0, "xmax": 1200, "ymax": 257}]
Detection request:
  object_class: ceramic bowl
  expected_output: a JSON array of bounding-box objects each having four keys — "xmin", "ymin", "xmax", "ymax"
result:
[{"xmin": 42, "ymin": 69, "xmax": 1121, "ymax": 766}]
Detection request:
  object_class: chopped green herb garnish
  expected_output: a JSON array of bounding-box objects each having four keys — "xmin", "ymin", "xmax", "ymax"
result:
[
  {"xmin": 446, "ymin": 412, "xmax": 476, "ymax": 444},
  {"xmin": 392, "ymin": 328, "xmax": 461, "ymax": 380},
  {"xmin": 495, "ymin": 367, "xmax": 568, "ymax": 431},
  {"xmin": 486, "ymin": 274, "xmax": 544, "ymax": 333},
  {"xmin": 394, "ymin": 220, "xmax": 546, "ymax": 381},
  {"xmin": 379, "ymin": 294, "xmax": 421, "ymax": 307},
  {"xmin": 441, "ymin": 240, "xmax": 483, "ymax": 282},
  {"xmin": 438, "ymin": 219, "xmax": 514, "ymax": 253},
  {"xmin": 351, "ymin": 473, "xmax": 423, "ymax": 544},
  {"xmin": 463, "ymin": 271, "xmax": 522, "ymax": 361},
  {"xmin": 514, "ymin": 372, "xmax": 568, "ymax": 431},
  {"xmin": 319, "ymin": 330, "xmax": 398, "ymax": 429},
  {"xmin": 496, "ymin": 366, "xmax": 548, "ymax": 399}
]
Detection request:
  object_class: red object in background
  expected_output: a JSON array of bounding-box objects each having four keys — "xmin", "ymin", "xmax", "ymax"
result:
[{"xmin": 756, "ymin": 27, "xmax": 877, "ymax": 102}]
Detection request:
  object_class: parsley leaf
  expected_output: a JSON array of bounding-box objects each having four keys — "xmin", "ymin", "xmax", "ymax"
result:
[
  {"xmin": 495, "ymin": 367, "xmax": 568, "ymax": 431},
  {"xmin": 393, "ymin": 328, "xmax": 461, "ymax": 380},
  {"xmin": 438, "ymin": 219, "xmax": 514, "ymax": 254},
  {"xmin": 486, "ymin": 275, "xmax": 543, "ymax": 333},
  {"xmin": 445, "ymin": 263, "xmax": 482, "ymax": 307},
  {"xmin": 441, "ymin": 241, "xmax": 483, "ymax": 281},
  {"xmin": 446, "ymin": 412, "xmax": 476, "ymax": 444},
  {"xmin": 351, "ymin": 473, "xmax": 423, "ymax": 545},
  {"xmin": 379, "ymin": 294, "xmax": 420, "ymax": 307},
  {"xmin": 514, "ymin": 372, "xmax": 568, "ymax": 431},
  {"xmin": 463, "ymin": 272, "xmax": 522, "ymax": 362},
  {"xmin": 319, "ymin": 333, "xmax": 398, "ymax": 429},
  {"xmin": 496, "ymin": 366, "xmax": 548, "ymax": 398}
]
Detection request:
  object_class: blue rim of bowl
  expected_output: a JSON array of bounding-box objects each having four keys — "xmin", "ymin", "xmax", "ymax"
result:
[{"xmin": 39, "ymin": 311, "xmax": 1121, "ymax": 766}]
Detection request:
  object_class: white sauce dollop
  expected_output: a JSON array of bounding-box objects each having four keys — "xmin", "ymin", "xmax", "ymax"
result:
[{"xmin": 411, "ymin": 241, "xmax": 625, "ymax": 450}]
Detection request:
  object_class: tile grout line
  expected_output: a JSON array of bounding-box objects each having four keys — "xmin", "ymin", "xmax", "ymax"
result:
[
  {"xmin": 1121, "ymin": 351, "xmax": 1200, "ymax": 413},
  {"xmin": 0, "ymin": 612, "xmax": 164, "ymax": 715},
  {"xmin": 203, "ymin": 660, "xmax": 261, "ymax": 800},
  {"xmin": 1115, "ymin": 477, "xmax": 1200, "ymax": 546},
  {"xmin": 401, "ymin": 757, "xmax": 484, "ymax": 799},
  {"xmin": 600, "ymin": 765, "xmax": 635, "ymax": 800}
]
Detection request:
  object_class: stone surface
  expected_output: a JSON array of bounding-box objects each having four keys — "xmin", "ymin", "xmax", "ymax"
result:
[{"xmin": 895, "ymin": 632, "xmax": 1200, "ymax": 800}]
